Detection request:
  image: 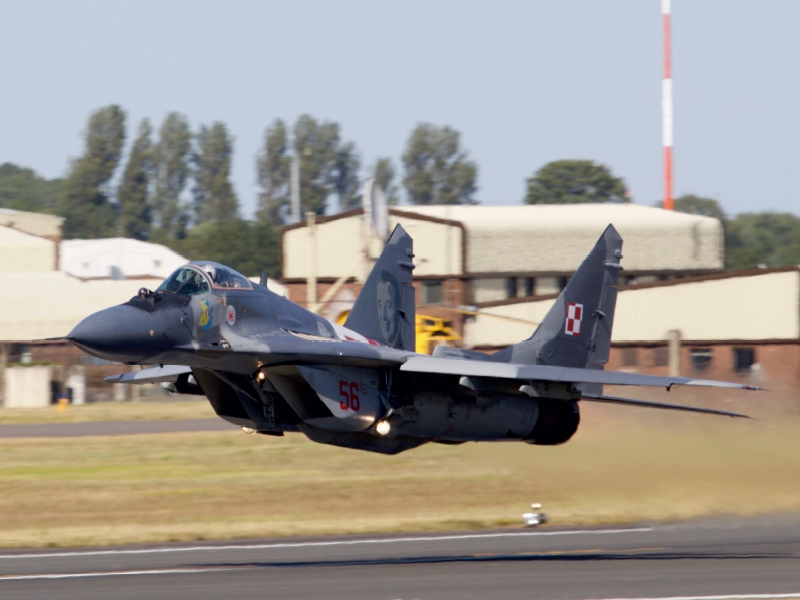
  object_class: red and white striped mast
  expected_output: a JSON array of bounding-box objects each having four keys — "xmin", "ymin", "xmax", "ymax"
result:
[{"xmin": 662, "ymin": 0, "xmax": 674, "ymax": 210}]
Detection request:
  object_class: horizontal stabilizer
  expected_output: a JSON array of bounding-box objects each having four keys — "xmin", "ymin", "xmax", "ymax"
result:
[
  {"xmin": 400, "ymin": 356, "xmax": 763, "ymax": 391},
  {"xmin": 581, "ymin": 393, "xmax": 751, "ymax": 419},
  {"xmin": 105, "ymin": 365, "xmax": 192, "ymax": 384}
]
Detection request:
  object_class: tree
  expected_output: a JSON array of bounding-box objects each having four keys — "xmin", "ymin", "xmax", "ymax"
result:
[
  {"xmin": 333, "ymin": 140, "xmax": 361, "ymax": 210},
  {"xmin": 661, "ymin": 194, "xmax": 727, "ymax": 221},
  {"xmin": 61, "ymin": 105, "xmax": 126, "ymax": 238},
  {"xmin": 402, "ymin": 124, "xmax": 477, "ymax": 205},
  {"xmin": 655, "ymin": 192, "xmax": 800, "ymax": 270},
  {"xmin": 193, "ymin": 122, "xmax": 239, "ymax": 223},
  {"xmin": 373, "ymin": 158, "xmax": 399, "ymax": 205},
  {"xmin": 256, "ymin": 119, "xmax": 291, "ymax": 224},
  {"xmin": 0, "ymin": 163, "xmax": 63, "ymax": 214},
  {"xmin": 117, "ymin": 119, "xmax": 153, "ymax": 240},
  {"xmin": 169, "ymin": 218, "xmax": 280, "ymax": 278},
  {"xmin": 725, "ymin": 212, "xmax": 800, "ymax": 270},
  {"xmin": 152, "ymin": 113, "xmax": 192, "ymax": 239},
  {"xmin": 524, "ymin": 160, "xmax": 628, "ymax": 205},
  {"xmin": 294, "ymin": 114, "xmax": 359, "ymax": 216},
  {"xmin": 256, "ymin": 115, "xmax": 361, "ymax": 222}
]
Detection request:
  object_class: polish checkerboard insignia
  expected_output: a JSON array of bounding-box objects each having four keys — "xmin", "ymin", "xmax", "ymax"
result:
[{"xmin": 565, "ymin": 302, "xmax": 583, "ymax": 336}]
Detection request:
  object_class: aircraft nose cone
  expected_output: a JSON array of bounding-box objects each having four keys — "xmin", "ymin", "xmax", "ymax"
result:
[{"xmin": 68, "ymin": 305, "xmax": 155, "ymax": 362}]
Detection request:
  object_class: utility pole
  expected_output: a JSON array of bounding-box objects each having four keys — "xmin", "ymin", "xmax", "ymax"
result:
[
  {"xmin": 290, "ymin": 134, "xmax": 301, "ymax": 224},
  {"xmin": 662, "ymin": 0, "xmax": 674, "ymax": 210},
  {"xmin": 306, "ymin": 211, "xmax": 318, "ymax": 312},
  {"xmin": 361, "ymin": 177, "xmax": 374, "ymax": 284}
]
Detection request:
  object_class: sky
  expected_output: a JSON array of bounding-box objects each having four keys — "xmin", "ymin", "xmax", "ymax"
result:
[{"xmin": 1, "ymin": 0, "xmax": 798, "ymax": 219}]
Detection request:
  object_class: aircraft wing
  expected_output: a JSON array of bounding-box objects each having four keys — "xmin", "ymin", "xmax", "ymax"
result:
[
  {"xmin": 105, "ymin": 364, "xmax": 192, "ymax": 384},
  {"xmin": 581, "ymin": 393, "xmax": 751, "ymax": 419},
  {"xmin": 399, "ymin": 356, "xmax": 762, "ymax": 391}
]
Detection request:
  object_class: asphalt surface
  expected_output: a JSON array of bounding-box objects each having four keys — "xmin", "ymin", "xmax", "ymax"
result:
[
  {"xmin": 0, "ymin": 418, "xmax": 238, "ymax": 437},
  {"xmin": 1, "ymin": 517, "xmax": 799, "ymax": 599}
]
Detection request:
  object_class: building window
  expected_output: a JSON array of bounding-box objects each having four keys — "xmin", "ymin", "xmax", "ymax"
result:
[
  {"xmin": 653, "ymin": 347, "xmax": 669, "ymax": 367},
  {"xmin": 621, "ymin": 347, "xmax": 639, "ymax": 367},
  {"xmin": 524, "ymin": 277, "xmax": 535, "ymax": 297},
  {"xmin": 733, "ymin": 347, "xmax": 755, "ymax": 372},
  {"xmin": 506, "ymin": 277, "xmax": 518, "ymax": 299},
  {"xmin": 690, "ymin": 348, "xmax": 713, "ymax": 373},
  {"xmin": 558, "ymin": 276, "xmax": 569, "ymax": 291},
  {"xmin": 421, "ymin": 281, "xmax": 443, "ymax": 305}
]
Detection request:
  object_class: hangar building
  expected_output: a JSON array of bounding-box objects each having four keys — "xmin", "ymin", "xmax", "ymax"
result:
[
  {"xmin": 0, "ymin": 208, "xmax": 63, "ymax": 272},
  {"xmin": 280, "ymin": 203, "xmax": 724, "ymax": 316},
  {"xmin": 469, "ymin": 266, "xmax": 800, "ymax": 391}
]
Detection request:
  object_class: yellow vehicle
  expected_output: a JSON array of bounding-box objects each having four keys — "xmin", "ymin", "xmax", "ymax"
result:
[
  {"xmin": 334, "ymin": 311, "xmax": 461, "ymax": 354},
  {"xmin": 414, "ymin": 315, "xmax": 460, "ymax": 354}
]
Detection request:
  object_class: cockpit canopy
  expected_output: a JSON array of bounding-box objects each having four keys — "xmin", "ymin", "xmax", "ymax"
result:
[{"xmin": 156, "ymin": 261, "xmax": 252, "ymax": 295}]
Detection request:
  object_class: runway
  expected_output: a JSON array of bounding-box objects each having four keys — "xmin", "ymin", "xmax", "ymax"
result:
[{"xmin": 1, "ymin": 517, "xmax": 799, "ymax": 599}]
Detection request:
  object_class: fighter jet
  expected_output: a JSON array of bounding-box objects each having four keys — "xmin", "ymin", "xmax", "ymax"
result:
[{"xmin": 66, "ymin": 225, "xmax": 758, "ymax": 454}]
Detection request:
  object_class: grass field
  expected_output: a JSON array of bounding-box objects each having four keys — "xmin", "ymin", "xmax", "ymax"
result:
[
  {"xmin": 1, "ymin": 401, "xmax": 799, "ymax": 548},
  {"xmin": 0, "ymin": 398, "xmax": 216, "ymax": 424}
]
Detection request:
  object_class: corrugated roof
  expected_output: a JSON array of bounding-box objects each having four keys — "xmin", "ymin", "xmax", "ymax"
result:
[
  {"xmin": 401, "ymin": 203, "xmax": 711, "ymax": 229},
  {"xmin": 399, "ymin": 204, "xmax": 723, "ymax": 274},
  {"xmin": 0, "ymin": 208, "xmax": 64, "ymax": 238}
]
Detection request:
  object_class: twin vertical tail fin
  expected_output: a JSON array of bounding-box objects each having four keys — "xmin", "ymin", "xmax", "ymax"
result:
[
  {"xmin": 344, "ymin": 224, "xmax": 416, "ymax": 351},
  {"xmin": 492, "ymin": 225, "xmax": 623, "ymax": 379}
]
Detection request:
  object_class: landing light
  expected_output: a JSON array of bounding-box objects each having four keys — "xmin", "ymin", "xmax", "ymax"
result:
[
  {"xmin": 256, "ymin": 371, "xmax": 266, "ymax": 382},
  {"xmin": 376, "ymin": 420, "xmax": 391, "ymax": 435}
]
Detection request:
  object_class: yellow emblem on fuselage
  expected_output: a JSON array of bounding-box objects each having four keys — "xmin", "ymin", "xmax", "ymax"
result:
[{"xmin": 199, "ymin": 299, "xmax": 213, "ymax": 330}]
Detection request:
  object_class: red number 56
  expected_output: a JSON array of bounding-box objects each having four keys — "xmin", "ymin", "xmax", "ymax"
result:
[{"xmin": 338, "ymin": 380, "xmax": 360, "ymax": 412}]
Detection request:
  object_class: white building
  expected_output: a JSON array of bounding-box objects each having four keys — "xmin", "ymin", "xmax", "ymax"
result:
[{"xmin": 60, "ymin": 238, "xmax": 189, "ymax": 280}]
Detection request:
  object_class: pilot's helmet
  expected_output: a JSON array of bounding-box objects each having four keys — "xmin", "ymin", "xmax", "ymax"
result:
[{"xmin": 200, "ymin": 264, "xmax": 217, "ymax": 281}]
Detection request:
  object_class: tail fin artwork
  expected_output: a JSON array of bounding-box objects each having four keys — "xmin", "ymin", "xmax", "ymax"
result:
[
  {"xmin": 344, "ymin": 224, "xmax": 416, "ymax": 351},
  {"xmin": 492, "ymin": 225, "xmax": 623, "ymax": 378}
]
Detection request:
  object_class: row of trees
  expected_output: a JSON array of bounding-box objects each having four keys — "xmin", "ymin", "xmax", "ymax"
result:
[
  {"xmin": 0, "ymin": 104, "xmax": 797, "ymax": 273},
  {"xmin": 0, "ymin": 106, "xmax": 484, "ymax": 278},
  {"xmin": 667, "ymin": 195, "xmax": 800, "ymax": 271},
  {"xmin": 62, "ymin": 108, "xmax": 485, "ymax": 239},
  {"xmin": 256, "ymin": 118, "xmax": 479, "ymax": 222},
  {"xmin": 60, "ymin": 107, "xmax": 238, "ymax": 241}
]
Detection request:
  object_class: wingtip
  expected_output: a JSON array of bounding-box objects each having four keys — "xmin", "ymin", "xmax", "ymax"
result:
[{"xmin": 726, "ymin": 410, "xmax": 755, "ymax": 420}]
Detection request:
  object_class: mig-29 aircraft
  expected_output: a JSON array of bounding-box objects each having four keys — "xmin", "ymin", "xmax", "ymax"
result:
[{"xmin": 65, "ymin": 225, "xmax": 758, "ymax": 454}]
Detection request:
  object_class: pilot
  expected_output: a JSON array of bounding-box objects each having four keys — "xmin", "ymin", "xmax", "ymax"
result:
[
  {"xmin": 201, "ymin": 264, "xmax": 217, "ymax": 283},
  {"xmin": 200, "ymin": 264, "xmax": 243, "ymax": 288}
]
